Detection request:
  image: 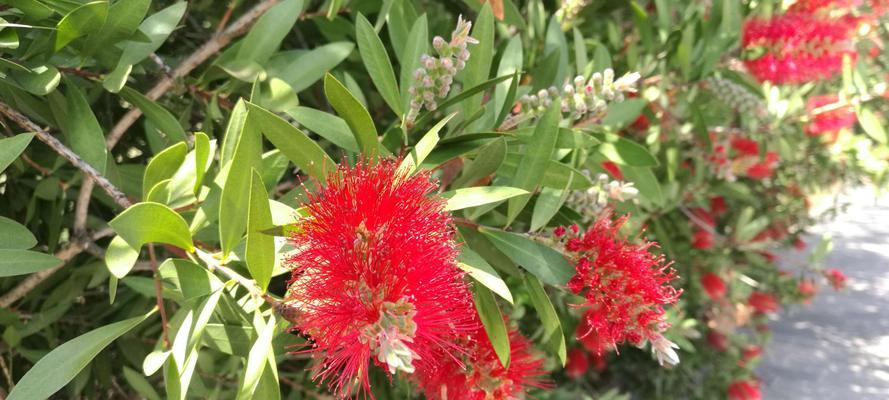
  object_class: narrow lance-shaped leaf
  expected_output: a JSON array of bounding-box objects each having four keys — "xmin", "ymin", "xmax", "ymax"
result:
[
  {"xmin": 524, "ymin": 275, "xmax": 567, "ymax": 366},
  {"xmin": 473, "ymin": 284, "xmax": 510, "ymax": 368},
  {"xmin": 237, "ymin": 314, "xmax": 278, "ymax": 400},
  {"xmin": 0, "ymin": 216, "xmax": 37, "ymax": 249},
  {"xmin": 7, "ymin": 310, "xmax": 154, "ymax": 400},
  {"xmin": 480, "ymin": 227, "xmax": 574, "ymax": 286},
  {"xmin": 54, "ymin": 1, "xmax": 108, "ymax": 51},
  {"xmin": 0, "ymin": 132, "xmax": 34, "ymax": 172},
  {"xmin": 109, "ymin": 202, "xmax": 195, "ymax": 252},
  {"xmin": 0, "ymin": 250, "xmax": 61, "ymax": 277},
  {"xmin": 143, "ymin": 141, "xmax": 187, "ymax": 199},
  {"xmin": 441, "ymin": 186, "xmax": 529, "ymax": 211},
  {"xmin": 246, "ymin": 170, "xmax": 275, "ymax": 291},
  {"xmin": 120, "ymin": 87, "xmax": 188, "ymax": 145},
  {"xmin": 507, "ymin": 102, "xmax": 561, "ymax": 224},
  {"xmin": 458, "ymin": 247, "xmax": 513, "ymax": 303},
  {"xmin": 356, "ymin": 13, "xmax": 403, "ymax": 115},
  {"xmin": 219, "ymin": 113, "xmax": 262, "ymax": 257},
  {"xmin": 324, "ymin": 73, "xmax": 379, "ymax": 157},
  {"xmin": 246, "ymin": 102, "xmax": 335, "ymax": 180},
  {"xmin": 398, "ymin": 113, "xmax": 456, "ymax": 175}
]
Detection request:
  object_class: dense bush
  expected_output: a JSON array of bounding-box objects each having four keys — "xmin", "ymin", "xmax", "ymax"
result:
[{"xmin": 1, "ymin": 0, "xmax": 887, "ymax": 399}]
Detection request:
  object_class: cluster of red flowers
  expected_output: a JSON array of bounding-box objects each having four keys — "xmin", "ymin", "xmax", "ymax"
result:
[
  {"xmin": 700, "ymin": 272, "xmax": 727, "ymax": 300},
  {"xmin": 728, "ymin": 379, "xmax": 762, "ymax": 400},
  {"xmin": 706, "ymin": 133, "xmax": 779, "ymax": 180},
  {"xmin": 417, "ymin": 318, "xmax": 549, "ymax": 400},
  {"xmin": 747, "ymin": 291, "xmax": 780, "ymax": 314},
  {"xmin": 688, "ymin": 196, "xmax": 728, "ymax": 250},
  {"xmin": 742, "ymin": 11, "xmax": 858, "ymax": 84},
  {"xmin": 805, "ymin": 95, "xmax": 856, "ymax": 139},
  {"xmin": 825, "ymin": 268, "xmax": 848, "ymax": 290},
  {"xmin": 561, "ymin": 212, "xmax": 682, "ymax": 352}
]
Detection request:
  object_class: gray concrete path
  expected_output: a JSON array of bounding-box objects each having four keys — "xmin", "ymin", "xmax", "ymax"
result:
[{"xmin": 758, "ymin": 187, "xmax": 889, "ymax": 399}]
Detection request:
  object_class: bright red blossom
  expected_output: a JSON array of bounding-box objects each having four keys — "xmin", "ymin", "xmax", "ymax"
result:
[
  {"xmin": 742, "ymin": 14, "xmax": 857, "ymax": 84},
  {"xmin": 805, "ymin": 95, "xmax": 856, "ymax": 138},
  {"xmin": 565, "ymin": 349, "xmax": 589, "ymax": 378},
  {"xmin": 798, "ymin": 280, "xmax": 817, "ymax": 304},
  {"xmin": 285, "ymin": 160, "xmax": 475, "ymax": 398},
  {"xmin": 788, "ymin": 0, "xmax": 862, "ymax": 14},
  {"xmin": 601, "ymin": 161, "xmax": 624, "ymax": 180},
  {"xmin": 728, "ymin": 379, "xmax": 762, "ymax": 400},
  {"xmin": 701, "ymin": 272, "xmax": 727, "ymax": 300},
  {"xmin": 565, "ymin": 212, "xmax": 682, "ymax": 348},
  {"xmin": 710, "ymin": 196, "xmax": 728, "ymax": 216},
  {"xmin": 692, "ymin": 229, "xmax": 715, "ymax": 249},
  {"xmin": 825, "ymin": 268, "xmax": 848, "ymax": 290},
  {"xmin": 707, "ymin": 331, "xmax": 729, "ymax": 352},
  {"xmin": 417, "ymin": 321, "xmax": 549, "ymax": 400},
  {"xmin": 748, "ymin": 291, "xmax": 780, "ymax": 314}
]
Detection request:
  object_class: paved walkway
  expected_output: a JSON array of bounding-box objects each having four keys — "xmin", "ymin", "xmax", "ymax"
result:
[{"xmin": 759, "ymin": 187, "xmax": 889, "ymax": 399}]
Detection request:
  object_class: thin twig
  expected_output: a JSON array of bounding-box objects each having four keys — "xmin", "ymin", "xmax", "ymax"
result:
[
  {"xmin": 105, "ymin": 0, "xmax": 283, "ymax": 149},
  {"xmin": 0, "ymin": 101, "xmax": 132, "ymax": 209},
  {"xmin": 147, "ymin": 244, "xmax": 171, "ymax": 348},
  {"xmin": 216, "ymin": 1, "xmax": 237, "ymax": 33},
  {"xmin": 0, "ymin": 352, "xmax": 13, "ymax": 391},
  {"xmin": 73, "ymin": 179, "xmax": 95, "ymax": 236},
  {"xmin": 194, "ymin": 248, "xmax": 283, "ymax": 310}
]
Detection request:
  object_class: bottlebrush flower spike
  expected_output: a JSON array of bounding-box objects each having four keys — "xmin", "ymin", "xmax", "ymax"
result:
[
  {"xmin": 747, "ymin": 291, "xmax": 780, "ymax": 314},
  {"xmin": 728, "ymin": 379, "xmax": 762, "ymax": 400},
  {"xmin": 701, "ymin": 272, "xmax": 727, "ymax": 299},
  {"xmin": 563, "ymin": 211, "xmax": 682, "ymax": 362},
  {"xmin": 565, "ymin": 348, "xmax": 590, "ymax": 378},
  {"xmin": 805, "ymin": 95, "xmax": 856, "ymax": 138},
  {"xmin": 825, "ymin": 268, "xmax": 848, "ymax": 290},
  {"xmin": 417, "ymin": 320, "xmax": 549, "ymax": 400},
  {"xmin": 742, "ymin": 14, "xmax": 857, "ymax": 84},
  {"xmin": 285, "ymin": 159, "xmax": 475, "ymax": 398}
]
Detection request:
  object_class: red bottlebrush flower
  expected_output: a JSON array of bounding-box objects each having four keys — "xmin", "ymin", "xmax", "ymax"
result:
[
  {"xmin": 748, "ymin": 292, "xmax": 780, "ymax": 314},
  {"xmin": 590, "ymin": 352, "xmax": 608, "ymax": 372},
  {"xmin": 565, "ymin": 211, "xmax": 682, "ymax": 350},
  {"xmin": 285, "ymin": 159, "xmax": 476, "ymax": 398},
  {"xmin": 701, "ymin": 272, "xmax": 727, "ymax": 300},
  {"xmin": 706, "ymin": 331, "xmax": 729, "ymax": 352},
  {"xmin": 565, "ymin": 348, "xmax": 589, "ymax": 379},
  {"xmin": 745, "ymin": 152, "xmax": 779, "ymax": 179},
  {"xmin": 710, "ymin": 196, "xmax": 728, "ymax": 216},
  {"xmin": 731, "ymin": 138, "xmax": 760, "ymax": 157},
  {"xmin": 805, "ymin": 95, "xmax": 856, "ymax": 137},
  {"xmin": 728, "ymin": 379, "xmax": 762, "ymax": 400},
  {"xmin": 553, "ymin": 226, "xmax": 567, "ymax": 237},
  {"xmin": 689, "ymin": 207, "xmax": 716, "ymax": 227},
  {"xmin": 742, "ymin": 345, "xmax": 763, "ymax": 362},
  {"xmin": 692, "ymin": 229, "xmax": 715, "ymax": 250},
  {"xmin": 798, "ymin": 280, "xmax": 818, "ymax": 303},
  {"xmin": 576, "ymin": 311, "xmax": 610, "ymax": 354},
  {"xmin": 417, "ymin": 322, "xmax": 549, "ymax": 400},
  {"xmin": 794, "ymin": 237, "xmax": 807, "ymax": 250},
  {"xmin": 601, "ymin": 161, "xmax": 624, "ymax": 180},
  {"xmin": 742, "ymin": 14, "xmax": 857, "ymax": 84},
  {"xmin": 825, "ymin": 268, "xmax": 848, "ymax": 290}
]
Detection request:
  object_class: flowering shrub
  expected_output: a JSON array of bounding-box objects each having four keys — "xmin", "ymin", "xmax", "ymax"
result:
[{"xmin": 0, "ymin": 1, "xmax": 886, "ymax": 400}]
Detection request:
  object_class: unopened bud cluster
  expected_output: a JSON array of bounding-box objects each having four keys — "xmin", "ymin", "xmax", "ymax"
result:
[
  {"xmin": 704, "ymin": 77, "xmax": 766, "ymax": 118},
  {"xmin": 556, "ymin": 0, "xmax": 591, "ymax": 30},
  {"xmin": 405, "ymin": 16, "xmax": 478, "ymax": 126},
  {"xmin": 566, "ymin": 172, "xmax": 639, "ymax": 221},
  {"xmin": 517, "ymin": 69, "xmax": 641, "ymax": 122}
]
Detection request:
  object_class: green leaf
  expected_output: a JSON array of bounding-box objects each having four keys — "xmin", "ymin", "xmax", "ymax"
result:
[
  {"xmin": 8, "ymin": 65, "xmax": 61, "ymax": 95},
  {"xmin": 158, "ymin": 259, "xmax": 224, "ymax": 300},
  {"xmin": 324, "ymin": 73, "xmax": 379, "ymax": 157},
  {"xmin": 89, "ymin": 0, "xmax": 151, "ymax": 51},
  {"xmin": 452, "ymin": 137, "xmax": 507, "ymax": 188},
  {"xmin": 857, "ymin": 106, "xmax": 888, "ymax": 144},
  {"xmin": 0, "ymin": 21, "xmax": 19, "ymax": 49},
  {"xmin": 7, "ymin": 310, "xmax": 153, "ymax": 400},
  {"xmin": 412, "ymin": 74, "xmax": 514, "ymax": 128},
  {"xmin": 119, "ymin": 87, "xmax": 188, "ymax": 144},
  {"xmin": 237, "ymin": 315, "xmax": 277, "ymax": 400},
  {"xmin": 480, "ymin": 228, "xmax": 574, "ymax": 286},
  {"xmin": 458, "ymin": 247, "xmax": 512, "ymax": 303},
  {"xmin": 593, "ymin": 132, "xmax": 659, "ymax": 167},
  {"xmin": 109, "ymin": 202, "xmax": 194, "ymax": 252},
  {"xmin": 105, "ymin": 235, "xmax": 140, "ymax": 279},
  {"xmin": 0, "ymin": 132, "xmax": 34, "ymax": 173},
  {"xmin": 246, "ymin": 103, "xmax": 334, "ymax": 180},
  {"xmin": 143, "ymin": 141, "xmax": 187, "ymax": 198},
  {"xmin": 221, "ymin": 100, "xmax": 248, "ymax": 166},
  {"xmin": 268, "ymin": 42, "xmax": 355, "ymax": 93},
  {"xmin": 507, "ymin": 102, "xmax": 561, "ymax": 224},
  {"xmin": 530, "ymin": 176, "xmax": 573, "ymax": 232},
  {"xmin": 356, "ymin": 13, "xmax": 402, "ymax": 115},
  {"xmin": 122, "ymin": 366, "xmax": 161, "ymax": 400},
  {"xmin": 494, "ymin": 37, "xmax": 523, "ymax": 121},
  {"xmin": 460, "ymin": 3, "xmax": 494, "ymax": 121},
  {"xmin": 246, "ymin": 170, "xmax": 275, "ymax": 291},
  {"xmin": 523, "ymin": 275, "xmax": 567, "ymax": 366},
  {"xmin": 809, "ymin": 233, "xmax": 833, "ymax": 264},
  {"xmin": 54, "ymin": 1, "xmax": 108, "ymax": 51},
  {"xmin": 193, "ymin": 132, "xmax": 212, "ymax": 195},
  {"xmin": 49, "ymin": 83, "xmax": 108, "ymax": 174},
  {"xmin": 399, "ymin": 113, "xmax": 455, "ymax": 175},
  {"xmin": 400, "ymin": 16, "xmax": 428, "ymax": 107},
  {"xmin": 601, "ymin": 99, "xmax": 647, "ymax": 130},
  {"xmin": 105, "ymin": 2, "xmax": 187, "ymax": 92},
  {"xmin": 237, "ymin": 0, "xmax": 304, "ymax": 64},
  {"xmin": 0, "ymin": 216, "xmax": 36, "ymax": 249},
  {"xmin": 286, "ymin": 106, "xmax": 359, "ymax": 153},
  {"xmin": 0, "ymin": 249, "xmax": 61, "ymax": 277},
  {"xmin": 472, "ymin": 284, "xmax": 510, "ymax": 368},
  {"xmin": 441, "ymin": 186, "xmax": 529, "ymax": 211},
  {"xmin": 219, "ymin": 114, "xmax": 262, "ymax": 257},
  {"xmin": 621, "ymin": 166, "xmax": 663, "ymax": 207}
]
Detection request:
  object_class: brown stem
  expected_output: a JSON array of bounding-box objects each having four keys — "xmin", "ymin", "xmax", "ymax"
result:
[
  {"xmin": 73, "ymin": 179, "xmax": 95, "ymax": 236},
  {"xmin": 0, "ymin": 101, "xmax": 132, "ymax": 209},
  {"xmin": 147, "ymin": 244, "xmax": 171, "ymax": 348},
  {"xmin": 105, "ymin": 0, "xmax": 283, "ymax": 150}
]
